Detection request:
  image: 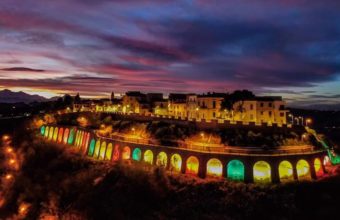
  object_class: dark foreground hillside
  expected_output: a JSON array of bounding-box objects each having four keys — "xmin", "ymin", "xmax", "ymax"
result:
[{"xmin": 1, "ymin": 126, "xmax": 340, "ymax": 220}]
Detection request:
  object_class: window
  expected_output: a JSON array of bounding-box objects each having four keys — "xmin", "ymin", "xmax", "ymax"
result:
[
  {"xmin": 261, "ymin": 111, "xmax": 264, "ymax": 115},
  {"xmin": 213, "ymin": 100, "xmax": 216, "ymax": 108},
  {"xmin": 269, "ymin": 103, "xmax": 273, "ymax": 107},
  {"xmin": 213, "ymin": 112, "xmax": 216, "ymax": 118},
  {"xmin": 269, "ymin": 111, "xmax": 272, "ymax": 117},
  {"xmin": 280, "ymin": 112, "xmax": 284, "ymax": 117},
  {"xmin": 250, "ymin": 104, "xmax": 253, "ymax": 110},
  {"xmin": 260, "ymin": 102, "xmax": 264, "ymax": 107}
]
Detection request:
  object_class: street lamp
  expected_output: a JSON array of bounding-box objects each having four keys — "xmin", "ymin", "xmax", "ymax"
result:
[{"xmin": 306, "ymin": 118, "xmax": 312, "ymax": 127}]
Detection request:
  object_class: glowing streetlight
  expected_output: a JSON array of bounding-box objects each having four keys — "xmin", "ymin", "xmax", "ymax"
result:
[
  {"xmin": 8, "ymin": 159, "xmax": 16, "ymax": 165},
  {"xmin": 5, "ymin": 174, "xmax": 13, "ymax": 180},
  {"xmin": 306, "ymin": 118, "xmax": 312, "ymax": 127},
  {"xmin": 131, "ymin": 127, "xmax": 136, "ymax": 136},
  {"xmin": 2, "ymin": 135, "xmax": 10, "ymax": 141},
  {"xmin": 6, "ymin": 147, "xmax": 13, "ymax": 153}
]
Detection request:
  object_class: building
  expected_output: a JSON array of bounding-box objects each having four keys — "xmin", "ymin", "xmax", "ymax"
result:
[
  {"xmin": 71, "ymin": 91, "xmax": 289, "ymax": 125},
  {"xmin": 232, "ymin": 96, "xmax": 288, "ymax": 125}
]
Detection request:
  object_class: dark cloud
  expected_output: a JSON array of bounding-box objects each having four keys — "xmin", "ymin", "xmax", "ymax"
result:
[
  {"xmin": 1, "ymin": 67, "xmax": 45, "ymax": 72},
  {"xmin": 0, "ymin": 0, "xmax": 339, "ymax": 107}
]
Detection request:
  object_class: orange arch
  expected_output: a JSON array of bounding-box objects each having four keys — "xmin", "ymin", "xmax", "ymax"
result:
[
  {"xmin": 186, "ymin": 156, "xmax": 199, "ymax": 175},
  {"xmin": 122, "ymin": 146, "xmax": 131, "ymax": 160}
]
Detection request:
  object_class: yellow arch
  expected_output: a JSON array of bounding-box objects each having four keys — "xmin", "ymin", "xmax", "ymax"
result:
[
  {"xmin": 94, "ymin": 140, "xmax": 101, "ymax": 158},
  {"xmin": 170, "ymin": 154, "xmax": 182, "ymax": 172},
  {"xmin": 206, "ymin": 158, "xmax": 223, "ymax": 177},
  {"xmin": 296, "ymin": 159, "xmax": 311, "ymax": 180},
  {"xmin": 253, "ymin": 161, "xmax": 271, "ymax": 184},
  {"xmin": 144, "ymin": 150, "xmax": 154, "ymax": 165},
  {"xmin": 99, "ymin": 142, "xmax": 107, "ymax": 160},
  {"xmin": 105, "ymin": 143, "xmax": 113, "ymax": 160},
  {"xmin": 278, "ymin": 160, "xmax": 294, "ymax": 182},
  {"xmin": 156, "ymin": 152, "xmax": 168, "ymax": 168}
]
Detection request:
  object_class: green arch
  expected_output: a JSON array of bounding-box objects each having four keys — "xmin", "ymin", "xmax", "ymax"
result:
[
  {"xmin": 88, "ymin": 139, "xmax": 96, "ymax": 156},
  {"xmin": 132, "ymin": 148, "xmax": 142, "ymax": 161},
  {"xmin": 68, "ymin": 128, "xmax": 75, "ymax": 145},
  {"xmin": 40, "ymin": 126, "xmax": 45, "ymax": 135},
  {"xmin": 227, "ymin": 160, "xmax": 245, "ymax": 181},
  {"xmin": 45, "ymin": 126, "xmax": 49, "ymax": 138}
]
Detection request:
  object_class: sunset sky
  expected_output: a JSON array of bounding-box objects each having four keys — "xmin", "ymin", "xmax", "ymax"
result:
[{"xmin": 0, "ymin": 0, "xmax": 339, "ymax": 109}]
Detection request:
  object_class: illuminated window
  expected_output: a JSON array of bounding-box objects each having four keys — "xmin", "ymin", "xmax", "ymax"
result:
[
  {"xmin": 278, "ymin": 161, "xmax": 294, "ymax": 182},
  {"xmin": 253, "ymin": 161, "xmax": 271, "ymax": 184},
  {"xmin": 314, "ymin": 158, "xmax": 323, "ymax": 177},
  {"xmin": 99, "ymin": 142, "xmax": 106, "ymax": 160},
  {"xmin": 144, "ymin": 150, "xmax": 154, "ymax": 165},
  {"xmin": 296, "ymin": 159, "xmax": 311, "ymax": 180},
  {"xmin": 40, "ymin": 126, "xmax": 45, "ymax": 135},
  {"xmin": 105, "ymin": 143, "xmax": 113, "ymax": 160},
  {"xmin": 186, "ymin": 156, "xmax": 199, "ymax": 175},
  {"xmin": 45, "ymin": 127, "xmax": 49, "ymax": 138},
  {"xmin": 88, "ymin": 139, "xmax": 96, "ymax": 156},
  {"xmin": 94, "ymin": 140, "xmax": 101, "ymax": 158},
  {"xmin": 63, "ymin": 128, "xmax": 69, "ymax": 144},
  {"xmin": 206, "ymin": 158, "xmax": 222, "ymax": 177},
  {"xmin": 58, "ymin": 128, "xmax": 64, "ymax": 143},
  {"xmin": 113, "ymin": 145, "xmax": 120, "ymax": 161},
  {"xmin": 170, "ymin": 154, "xmax": 182, "ymax": 172},
  {"xmin": 68, "ymin": 129, "xmax": 75, "ymax": 145},
  {"xmin": 227, "ymin": 160, "xmax": 244, "ymax": 181},
  {"xmin": 53, "ymin": 127, "xmax": 58, "ymax": 141},
  {"xmin": 122, "ymin": 146, "xmax": 131, "ymax": 160},
  {"xmin": 156, "ymin": 152, "xmax": 168, "ymax": 168},
  {"xmin": 49, "ymin": 127, "xmax": 54, "ymax": 140},
  {"xmin": 132, "ymin": 148, "xmax": 142, "ymax": 161}
]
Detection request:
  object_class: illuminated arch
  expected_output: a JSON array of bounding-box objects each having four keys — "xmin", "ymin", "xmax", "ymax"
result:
[
  {"xmin": 99, "ymin": 142, "xmax": 107, "ymax": 160},
  {"xmin": 227, "ymin": 160, "xmax": 244, "ymax": 181},
  {"xmin": 88, "ymin": 139, "xmax": 96, "ymax": 156},
  {"xmin": 105, "ymin": 143, "xmax": 113, "ymax": 160},
  {"xmin": 82, "ymin": 132, "xmax": 87, "ymax": 148},
  {"xmin": 253, "ymin": 161, "xmax": 271, "ymax": 184},
  {"xmin": 278, "ymin": 161, "xmax": 294, "ymax": 182},
  {"xmin": 79, "ymin": 131, "xmax": 85, "ymax": 148},
  {"xmin": 206, "ymin": 158, "xmax": 222, "ymax": 177},
  {"xmin": 132, "ymin": 148, "xmax": 142, "ymax": 161},
  {"xmin": 170, "ymin": 154, "xmax": 182, "ymax": 172},
  {"xmin": 53, "ymin": 127, "xmax": 59, "ymax": 141},
  {"xmin": 82, "ymin": 133, "xmax": 90, "ymax": 154},
  {"xmin": 45, "ymin": 126, "xmax": 49, "ymax": 138},
  {"xmin": 296, "ymin": 159, "xmax": 311, "ymax": 180},
  {"xmin": 323, "ymin": 156, "xmax": 332, "ymax": 172},
  {"xmin": 314, "ymin": 158, "xmax": 323, "ymax": 177},
  {"xmin": 48, "ymin": 127, "xmax": 54, "ymax": 140},
  {"xmin": 143, "ymin": 150, "xmax": 154, "ymax": 165},
  {"xmin": 58, "ymin": 128, "xmax": 64, "ymax": 143},
  {"xmin": 94, "ymin": 140, "xmax": 101, "ymax": 158},
  {"xmin": 63, "ymin": 128, "xmax": 70, "ymax": 144},
  {"xmin": 122, "ymin": 146, "xmax": 131, "ymax": 160},
  {"xmin": 68, "ymin": 128, "xmax": 75, "ymax": 145},
  {"xmin": 186, "ymin": 156, "xmax": 199, "ymax": 175},
  {"xmin": 112, "ymin": 145, "xmax": 120, "ymax": 161},
  {"xmin": 40, "ymin": 126, "xmax": 45, "ymax": 135},
  {"xmin": 75, "ymin": 131, "xmax": 81, "ymax": 147},
  {"xmin": 156, "ymin": 152, "xmax": 168, "ymax": 168}
]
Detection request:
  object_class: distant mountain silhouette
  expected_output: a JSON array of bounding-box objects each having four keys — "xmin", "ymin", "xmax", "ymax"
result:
[{"xmin": 0, "ymin": 89, "xmax": 48, "ymax": 103}]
